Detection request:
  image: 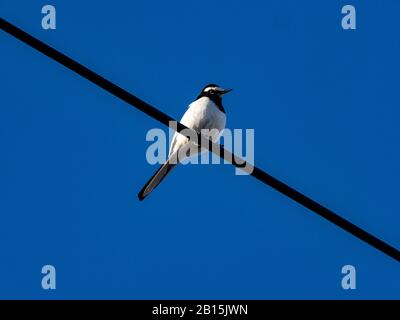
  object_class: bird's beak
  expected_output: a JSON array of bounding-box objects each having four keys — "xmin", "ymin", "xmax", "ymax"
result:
[{"xmin": 220, "ymin": 88, "xmax": 232, "ymax": 95}]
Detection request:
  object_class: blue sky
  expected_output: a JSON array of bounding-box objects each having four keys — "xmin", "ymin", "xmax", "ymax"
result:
[{"xmin": 0, "ymin": 0, "xmax": 399, "ymax": 299}]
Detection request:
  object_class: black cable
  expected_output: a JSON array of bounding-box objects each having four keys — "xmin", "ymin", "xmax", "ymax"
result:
[{"xmin": 1, "ymin": 17, "xmax": 399, "ymax": 262}]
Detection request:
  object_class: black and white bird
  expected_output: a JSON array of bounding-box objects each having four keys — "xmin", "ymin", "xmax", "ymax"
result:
[{"xmin": 138, "ymin": 84, "xmax": 232, "ymax": 200}]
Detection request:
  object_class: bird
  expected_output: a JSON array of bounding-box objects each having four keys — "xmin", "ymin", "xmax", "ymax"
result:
[{"xmin": 138, "ymin": 84, "xmax": 232, "ymax": 201}]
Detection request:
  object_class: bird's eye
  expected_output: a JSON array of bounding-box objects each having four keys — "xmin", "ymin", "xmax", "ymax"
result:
[{"xmin": 209, "ymin": 89, "xmax": 214, "ymax": 94}]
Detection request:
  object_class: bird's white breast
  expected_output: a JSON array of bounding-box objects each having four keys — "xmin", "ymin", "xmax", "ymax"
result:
[{"xmin": 169, "ymin": 97, "xmax": 226, "ymax": 156}]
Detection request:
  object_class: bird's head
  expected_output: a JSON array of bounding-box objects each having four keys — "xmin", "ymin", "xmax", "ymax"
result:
[
  {"xmin": 197, "ymin": 84, "xmax": 232, "ymax": 100},
  {"xmin": 196, "ymin": 84, "xmax": 232, "ymax": 113}
]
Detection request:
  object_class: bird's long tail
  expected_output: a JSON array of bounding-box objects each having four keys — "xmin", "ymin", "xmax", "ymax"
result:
[{"xmin": 138, "ymin": 160, "xmax": 177, "ymax": 201}]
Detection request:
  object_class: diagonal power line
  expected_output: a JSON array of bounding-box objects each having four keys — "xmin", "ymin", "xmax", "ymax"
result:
[{"xmin": 1, "ymin": 17, "xmax": 399, "ymax": 262}]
